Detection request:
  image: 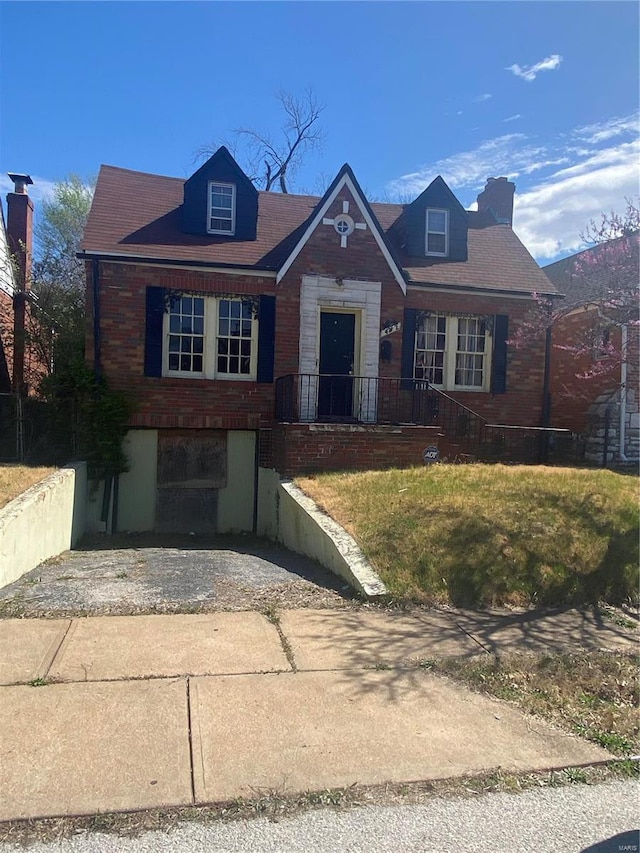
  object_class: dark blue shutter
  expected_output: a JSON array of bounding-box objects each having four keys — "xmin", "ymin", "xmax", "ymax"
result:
[
  {"xmin": 144, "ymin": 286, "xmax": 164, "ymax": 377},
  {"xmin": 491, "ymin": 314, "xmax": 509, "ymax": 394},
  {"xmin": 400, "ymin": 308, "xmax": 418, "ymax": 390},
  {"xmin": 257, "ymin": 295, "xmax": 276, "ymax": 383}
]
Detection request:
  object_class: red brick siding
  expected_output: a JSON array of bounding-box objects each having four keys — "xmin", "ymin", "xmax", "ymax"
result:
[
  {"xmin": 549, "ymin": 309, "xmax": 633, "ymax": 433},
  {"xmin": 89, "ymin": 261, "xmax": 277, "ymax": 430},
  {"xmin": 270, "ymin": 423, "xmax": 441, "ymax": 476}
]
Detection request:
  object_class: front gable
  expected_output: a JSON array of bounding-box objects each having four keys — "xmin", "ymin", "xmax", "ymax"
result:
[
  {"xmin": 399, "ymin": 176, "xmax": 468, "ymax": 262},
  {"xmin": 182, "ymin": 146, "xmax": 258, "ymax": 241},
  {"xmin": 276, "ymin": 165, "xmax": 407, "ymax": 294}
]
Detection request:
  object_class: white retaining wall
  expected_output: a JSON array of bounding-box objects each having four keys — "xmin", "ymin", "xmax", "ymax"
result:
[
  {"xmin": 276, "ymin": 480, "xmax": 387, "ymax": 598},
  {"xmin": 0, "ymin": 463, "xmax": 87, "ymax": 589}
]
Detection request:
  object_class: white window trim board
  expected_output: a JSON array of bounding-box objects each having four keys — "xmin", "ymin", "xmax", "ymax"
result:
[
  {"xmin": 414, "ymin": 314, "xmax": 492, "ymax": 392},
  {"xmin": 425, "ymin": 208, "xmax": 449, "ymax": 257},
  {"xmin": 163, "ymin": 295, "xmax": 257, "ymax": 381},
  {"xmin": 207, "ymin": 181, "xmax": 236, "ymax": 236}
]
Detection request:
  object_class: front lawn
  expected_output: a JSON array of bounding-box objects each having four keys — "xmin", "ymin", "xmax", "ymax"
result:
[{"xmin": 296, "ymin": 465, "xmax": 639, "ymax": 607}]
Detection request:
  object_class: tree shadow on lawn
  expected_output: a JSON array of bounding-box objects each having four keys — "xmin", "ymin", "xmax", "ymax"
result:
[{"xmin": 440, "ymin": 493, "xmax": 638, "ymax": 610}]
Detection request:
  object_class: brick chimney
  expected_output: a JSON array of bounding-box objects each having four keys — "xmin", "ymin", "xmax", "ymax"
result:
[
  {"xmin": 6, "ymin": 173, "xmax": 34, "ymax": 394},
  {"xmin": 477, "ymin": 176, "xmax": 515, "ymax": 226},
  {"xmin": 6, "ymin": 173, "xmax": 34, "ymax": 291}
]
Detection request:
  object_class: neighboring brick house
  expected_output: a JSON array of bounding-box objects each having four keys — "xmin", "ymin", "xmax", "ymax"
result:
[
  {"xmin": 0, "ymin": 203, "xmax": 14, "ymax": 394},
  {"xmin": 544, "ymin": 235, "xmax": 640, "ymax": 465},
  {"xmin": 0, "ymin": 174, "xmax": 37, "ymax": 396},
  {"xmin": 80, "ymin": 148, "xmax": 559, "ymax": 534}
]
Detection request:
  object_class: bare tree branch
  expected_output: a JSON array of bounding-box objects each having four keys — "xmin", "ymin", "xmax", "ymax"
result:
[{"xmin": 196, "ymin": 89, "xmax": 325, "ymax": 193}]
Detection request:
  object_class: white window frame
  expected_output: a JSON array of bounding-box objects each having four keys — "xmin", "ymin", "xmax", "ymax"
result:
[
  {"xmin": 425, "ymin": 208, "xmax": 449, "ymax": 257},
  {"xmin": 414, "ymin": 314, "xmax": 492, "ymax": 392},
  {"xmin": 164, "ymin": 295, "xmax": 258, "ymax": 381},
  {"xmin": 207, "ymin": 181, "xmax": 236, "ymax": 235}
]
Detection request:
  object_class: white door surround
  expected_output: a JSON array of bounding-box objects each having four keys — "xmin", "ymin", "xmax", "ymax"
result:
[{"xmin": 299, "ymin": 275, "xmax": 382, "ymax": 422}]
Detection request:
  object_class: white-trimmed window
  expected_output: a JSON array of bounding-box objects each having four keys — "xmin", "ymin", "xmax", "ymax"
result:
[
  {"xmin": 208, "ymin": 182, "xmax": 236, "ymax": 235},
  {"xmin": 165, "ymin": 294, "xmax": 257, "ymax": 380},
  {"xmin": 425, "ymin": 208, "xmax": 449, "ymax": 257},
  {"xmin": 414, "ymin": 314, "xmax": 446, "ymax": 385},
  {"xmin": 414, "ymin": 314, "xmax": 491, "ymax": 391}
]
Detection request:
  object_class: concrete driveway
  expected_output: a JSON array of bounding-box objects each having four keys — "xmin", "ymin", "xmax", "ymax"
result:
[{"xmin": 0, "ymin": 534, "xmax": 352, "ymax": 617}]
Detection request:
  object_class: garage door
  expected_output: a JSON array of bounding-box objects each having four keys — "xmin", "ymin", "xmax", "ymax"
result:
[{"xmin": 155, "ymin": 430, "xmax": 226, "ymax": 534}]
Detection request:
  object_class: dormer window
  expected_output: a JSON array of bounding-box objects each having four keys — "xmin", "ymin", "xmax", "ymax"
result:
[
  {"xmin": 425, "ymin": 208, "xmax": 449, "ymax": 257},
  {"xmin": 208, "ymin": 182, "xmax": 236, "ymax": 235}
]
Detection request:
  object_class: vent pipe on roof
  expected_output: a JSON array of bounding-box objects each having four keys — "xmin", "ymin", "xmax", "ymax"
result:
[
  {"xmin": 477, "ymin": 177, "xmax": 515, "ymax": 226},
  {"xmin": 7, "ymin": 173, "xmax": 33, "ymax": 195}
]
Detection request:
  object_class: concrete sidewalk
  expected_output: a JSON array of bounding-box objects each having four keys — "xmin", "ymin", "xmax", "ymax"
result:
[{"xmin": 0, "ymin": 607, "xmax": 636, "ymax": 822}]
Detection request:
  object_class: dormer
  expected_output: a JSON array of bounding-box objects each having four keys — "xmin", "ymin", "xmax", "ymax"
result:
[
  {"xmin": 182, "ymin": 146, "xmax": 258, "ymax": 240},
  {"xmin": 401, "ymin": 176, "xmax": 468, "ymax": 261}
]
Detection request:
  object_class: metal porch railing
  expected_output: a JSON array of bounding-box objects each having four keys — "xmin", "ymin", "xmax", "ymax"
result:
[
  {"xmin": 274, "ymin": 374, "xmax": 580, "ymax": 464},
  {"xmin": 275, "ymin": 373, "xmax": 486, "ymax": 446}
]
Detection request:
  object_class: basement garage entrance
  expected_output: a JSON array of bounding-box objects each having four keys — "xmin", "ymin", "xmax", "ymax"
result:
[{"xmin": 155, "ymin": 430, "xmax": 226, "ymax": 535}]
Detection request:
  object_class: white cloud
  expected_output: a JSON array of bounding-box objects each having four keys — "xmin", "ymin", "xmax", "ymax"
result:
[
  {"xmin": 507, "ymin": 54, "xmax": 563, "ymax": 82},
  {"xmin": 514, "ymin": 140, "xmax": 640, "ymax": 259},
  {"xmin": 473, "ymin": 93, "xmax": 492, "ymax": 103},
  {"xmin": 386, "ymin": 110, "xmax": 639, "ymax": 262},
  {"xmin": 574, "ymin": 114, "xmax": 639, "ymax": 144},
  {"xmin": 388, "ymin": 133, "xmax": 548, "ymax": 195},
  {"xmin": 0, "ymin": 174, "xmax": 57, "ymax": 207},
  {"xmin": 503, "ymin": 114, "xmax": 521, "ymax": 123}
]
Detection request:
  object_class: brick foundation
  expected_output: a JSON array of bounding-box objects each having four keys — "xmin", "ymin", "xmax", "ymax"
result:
[{"xmin": 269, "ymin": 422, "xmax": 442, "ymax": 476}]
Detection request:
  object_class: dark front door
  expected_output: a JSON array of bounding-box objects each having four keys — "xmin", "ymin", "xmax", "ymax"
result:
[{"xmin": 318, "ymin": 311, "xmax": 356, "ymax": 420}]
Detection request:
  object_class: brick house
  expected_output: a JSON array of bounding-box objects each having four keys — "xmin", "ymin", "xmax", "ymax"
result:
[
  {"xmin": 0, "ymin": 202, "xmax": 14, "ymax": 395},
  {"xmin": 544, "ymin": 236, "xmax": 639, "ymax": 465},
  {"xmin": 80, "ymin": 148, "xmax": 559, "ymax": 534},
  {"xmin": 0, "ymin": 174, "xmax": 36, "ymax": 396}
]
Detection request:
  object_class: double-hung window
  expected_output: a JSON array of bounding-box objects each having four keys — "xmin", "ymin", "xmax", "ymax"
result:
[
  {"xmin": 455, "ymin": 318, "xmax": 487, "ymax": 388},
  {"xmin": 414, "ymin": 314, "xmax": 446, "ymax": 385},
  {"xmin": 425, "ymin": 208, "xmax": 449, "ymax": 257},
  {"xmin": 414, "ymin": 314, "xmax": 491, "ymax": 391},
  {"xmin": 208, "ymin": 182, "xmax": 236, "ymax": 235},
  {"xmin": 165, "ymin": 294, "xmax": 257, "ymax": 380}
]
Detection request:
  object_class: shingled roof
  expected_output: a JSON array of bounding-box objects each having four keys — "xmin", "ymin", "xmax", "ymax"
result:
[
  {"xmin": 81, "ymin": 164, "xmax": 559, "ymax": 296},
  {"xmin": 543, "ymin": 234, "xmax": 640, "ymax": 311}
]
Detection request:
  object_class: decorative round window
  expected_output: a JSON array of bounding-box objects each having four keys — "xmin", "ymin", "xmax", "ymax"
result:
[{"xmin": 333, "ymin": 214, "xmax": 354, "ymax": 236}]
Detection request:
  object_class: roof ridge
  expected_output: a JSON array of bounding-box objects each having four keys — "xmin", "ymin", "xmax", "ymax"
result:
[{"xmin": 98, "ymin": 164, "xmax": 186, "ymax": 183}]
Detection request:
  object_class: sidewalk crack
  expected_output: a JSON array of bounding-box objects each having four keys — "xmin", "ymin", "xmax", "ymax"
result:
[
  {"xmin": 41, "ymin": 619, "xmax": 74, "ymax": 680},
  {"xmin": 185, "ymin": 677, "xmax": 196, "ymax": 804}
]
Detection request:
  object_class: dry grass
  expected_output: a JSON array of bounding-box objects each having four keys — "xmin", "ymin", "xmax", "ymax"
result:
[
  {"xmin": 0, "ymin": 763, "xmax": 636, "ymax": 846},
  {"xmin": 0, "ymin": 464, "xmax": 56, "ymax": 510},
  {"xmin": 434, "ymin": 651, "xmax": 640, "ymax": 756},
  {"xmin": 297, "ymin": 465, "xmax": 639, "ymax": 608}
]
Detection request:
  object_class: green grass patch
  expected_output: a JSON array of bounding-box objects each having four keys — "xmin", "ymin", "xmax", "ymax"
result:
[{"xmin": 297, "ymin": 465, "xmax": 639, "ymax": 607}]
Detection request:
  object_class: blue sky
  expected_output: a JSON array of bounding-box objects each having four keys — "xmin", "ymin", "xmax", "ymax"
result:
[{"xmin": 1, "ymin": 1, "xmax": 638, "ymax": 262}]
